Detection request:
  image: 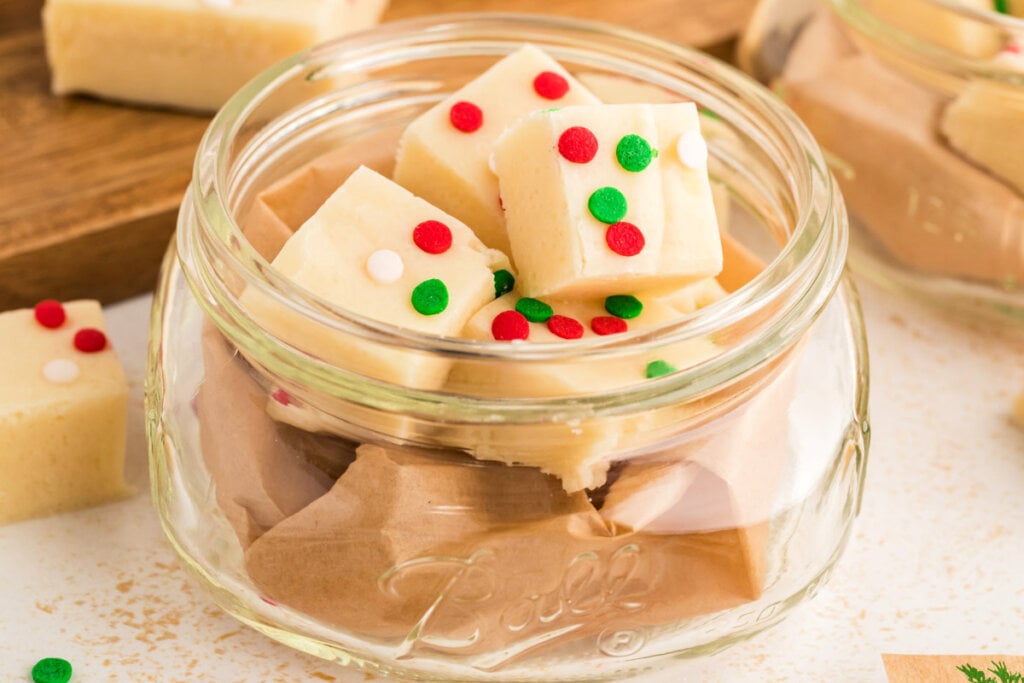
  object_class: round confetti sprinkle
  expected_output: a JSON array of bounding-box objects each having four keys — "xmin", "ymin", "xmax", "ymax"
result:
[
  {"xmin": 533, "ymin": 71, "xmax": 570, "ymax": 100},
  {"xmin": 411, "ymin": 279, "xmax": 449, "ymax": 316},
  {"xmin": 588, "ymin": 187, "xmax": 627, "ymax": 224},
  {"xmin": 615, "ymin": 134, "xmax": 654, "ymax": 172},
  {"xmin": 591, "ymin": 316, "xmax": 628, "ymax": 335},
  {"xmin": 605, "ymin": 294, "xmax": 643, "ymax": 319},
  {"xmin": 547, "ymin": 314, "xmax": 584, "ymax": 339},
  {"xmin": 677, "ymin": 130, "xmax": 708, "ymax": 169},
  {"xmin": 606, "ymin": 221, "xmax": 645, "ymax": 256},
  {"xmin": 449, "ymin": 101, "xmax": 483, "ymax": 133},
  {"xmin": 515, "ymin": 297, "xmax": 554, "ymax": 323},
  {"xmin": 34, "ymin": 300, "xmax": 66, "ymax": 329},
  {"xmin": 366, "ymin": 249, "xmax": 404, "ymax": 283},
  {"xmin": 32, "ymin": 658, "xmax": 72, "ymax": 683},
  {"xmin": 491, "ymin": 310, "xmax": 530, "ymax": 341},
  {"xmin": 42, "ymin": 359, "xmax": 80, "ymax": 384},
  {"xmin": 645, "ymin": 360, "xmax": 677, "ymax": 379},
  {"xmin": 73, "ymin": 328, "xmax": 107, "ymax": 353},
  {"xmin": 558, "ymin": 126, "xmax": 598, "ymax": 164},
  {"xmin": 413, "ymin": 220, "xmax": 453, "ymax": 254},
  {"xmin": 493, "ymin": 269, "xmax": 515, "ymax": 298},
  {"xmin": 271, "ymin": 388, "xmax": 291, "ymax": 406}
]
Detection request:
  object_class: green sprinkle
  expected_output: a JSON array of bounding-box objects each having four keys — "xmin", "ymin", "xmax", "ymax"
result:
[
  {"xmin": 515, "ymin": 297, "xmax": 554, "ymax": 323},
  {"xmin": 541, "ymin": 106, "xmax": 562, "ymax": 113},
  {"xmin": 587, "ymin": 187, "xmax": 628, "ymax": 224},
  {"xmin": 645, "ymin": 360, "xmax": 677, "ymax": 379},
  {"xmin": 411, "ymin": 279, "xmax": 448, "ymax": 316},
  {"xmin": 32, "ymin": 658, "xmax": 72, "ymax": 683},
  {"xmin": 493, "ymin": 269, "xmax": 515, "ymax": 298},
  {"xmin": 699, "ymin": 109, "xmax": 721, "ymax": 121},
  {"xmin": 995, "ymin": 0, "xmax": 1009, "ymax": 13},
  {"xmin": 604, "ymin": 294, "xmax": 643, "ymax": 319},
  {"xmin": 615, "ymin": 134, "xmax": 654, "ymax": 172}
]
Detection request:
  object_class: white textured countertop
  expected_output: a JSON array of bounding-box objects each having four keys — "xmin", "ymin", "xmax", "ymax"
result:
[{"xmin": 1, "ymin": 276, "xmax": 1022, "ymax": 683}]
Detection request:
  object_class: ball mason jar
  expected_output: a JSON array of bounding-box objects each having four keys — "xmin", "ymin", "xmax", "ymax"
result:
[
  {"xmin": 147, "ymin": 13, "xmax": 869, "ymax": 681},
  {"xmin": 740, "ymin": 0, "xmax": 1024, "ymax": 320}
]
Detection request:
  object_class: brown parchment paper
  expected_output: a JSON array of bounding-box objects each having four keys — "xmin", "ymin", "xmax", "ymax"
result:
[
  {"xmin": 245, "ymin": 444, "xmax": 769, "ymax": 663},
  {"xmin": 197, "ymin": 323, "xmax": 355, "ymax": 547},
  {"xmin": 883, "ymin": 654, "xmax": 1024, "ymax": 683},
  {"xmin": 780, "ymin": 11, "xmax": 1024, "ymax": 286}
]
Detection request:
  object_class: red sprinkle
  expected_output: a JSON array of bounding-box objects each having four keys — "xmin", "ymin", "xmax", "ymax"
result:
[
  {"xmin": 73, "ymin": 327, "xmax": 107, "ymax": 353},
  {"xmin": 491, "ymin": 310, "xmax": 530, "ymax": 341},
  {"xmin": 533, "ymin": 71, "xmax": 570, "ymax": 100},
  {"xmin": 271, "ymin": 389, "xmax": 291, "ymax": 406},
  {"xmin": 449, "ymin": 101, "xmax": 483, "ymax": 133},
  {"xmin": 413, "ymin": 220, "xmax": 453, "ymax": 254},
  {"xmin": 606, "ymin": 222, "xmax": 646, "ymax": 256},
  {"xmin": 558, "ymin": 126, "xmax": 598, "ymax": 163},
  {"xmin": 591, "ymin": 316, "xmax": 628, "ymax": 335},
  {"xmin": 34, "ymin": 299, "xmax": 66, "ymax": 329},
  {"xmin": 547, "ymin": 314, "xmax": 584, "ymax": 339}
]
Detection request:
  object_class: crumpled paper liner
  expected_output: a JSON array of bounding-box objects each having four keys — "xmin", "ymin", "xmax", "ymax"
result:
[
  {"xmin": 245, "ymin": 444, "xmax": 771, "ymax": 664},
  {"xmin": 883, "ymin": 654, "xmax": 1024, "ymax": 683},
  {"xmin": 780, "ymin": 11, "xmax": 1024, "ymax": 286},
  {"xmin": 197, "ymin": 323, "xmax": 356, "ymax": 546}
]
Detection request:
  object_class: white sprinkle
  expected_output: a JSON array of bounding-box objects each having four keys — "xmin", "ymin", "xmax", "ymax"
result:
[
  {"xmin": 43, "ymin": 358, "xmax": 80, "ymax": 384},
  {"xmin": 488, "ymin": 152, "xmax": 498, "ymax": 176},
  {"xmin": 677, "ymin": 131, "xmax": 708, "ymax": 169},
  {"xmin": 366, "ymin": 249, "xmax": 404, "ymax": 283}
]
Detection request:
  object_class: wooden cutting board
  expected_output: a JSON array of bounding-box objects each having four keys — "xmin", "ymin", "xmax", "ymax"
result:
[{"xmin": 0, "ymin": 0, "xmax": 754, "ymax": 310}]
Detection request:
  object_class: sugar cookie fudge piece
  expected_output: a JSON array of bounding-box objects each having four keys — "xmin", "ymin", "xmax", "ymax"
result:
[
  {"xmin": 493, "ymin": 103, "xmax": 723, "ymax": 298},
  {"xmin": 43, "ymin": 0, "xmax": 389, "ymax": 111},
  {"xmin": 444, "ymin": 290, "xmax": 717, "ymax": 491},
  {"xmin": 0, "ymin": 300, "xmax": 130, "ymax": 525},
  {"xmin": 393, "ymin": 45, "xmax": 601, "ymax": 253},
  {"xmin": 863, "ymin": 0, "xmax": 1003, "ymax": 58},
  {"xmin": 941, "ymin": 45, "xmax": 1024, "ymax": 194},
  {"xmin": 247, "ymin": 166, "xmax": 509, "ymax": 390}
]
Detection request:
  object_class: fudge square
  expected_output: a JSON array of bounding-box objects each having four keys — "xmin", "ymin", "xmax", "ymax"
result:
[
  {"xmin": 393, "ymin": 45, "xmax": 601, "ymax": 254},
  {"xmin": 493, "ymin": 102, "xmax": 723, "ymax": 298},
  {"xmin": 43, "ymin": 0, "xmax": 389, "ymax": 111},
  {"xmin": 0, "ymin": 300, "xmax": 130, "ymax": 525},
  {"xmin": 249, "ymin": 166, "xmax": 509, "ymax": 389}
]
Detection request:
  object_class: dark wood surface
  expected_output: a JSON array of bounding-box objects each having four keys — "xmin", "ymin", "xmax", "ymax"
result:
[{"xmin": 0, "ymin": 0, "xmax": 754, "ymax": 309}]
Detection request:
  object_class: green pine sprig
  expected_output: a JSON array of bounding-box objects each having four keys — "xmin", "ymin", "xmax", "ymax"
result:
[{"xmin": 957, "ymin": 661, "xmax": 1024, "ymax": 683}]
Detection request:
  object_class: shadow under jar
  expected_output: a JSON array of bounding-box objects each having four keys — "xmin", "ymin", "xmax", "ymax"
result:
[
  {"xmin": 740, "ymin": 0, "xmax": 1024, "ymax": 320},
  {"xmin": 147, "ymin": 13, "xmax": 869, "ymax": 682}
]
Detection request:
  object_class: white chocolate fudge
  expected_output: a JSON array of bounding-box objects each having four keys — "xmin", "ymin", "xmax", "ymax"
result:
[
  {"xmin": 941, "ymin": 45, "xmax": 1024, "ymax": 194},
  {"xmin": 43, "ymin": 0, "xmax": 389, "ymax": 111},
  {"xmin": 393, "ymin": 45, "xmax": 601, "ymax": 253},
  {"xmin": 448, "ymin": 291, "xmax": 717, "ymax": 397},
  {"xmin": 863, "ymin": 0, "xmax": 1004, "ymax": 58},
  {"xmin": 445, "ymin": 291, "xmax": 718, "ymax": 491},
  {"xmin": 246, "ymin": 166, "xmax": 509, "ymax": 390},
  {"xmin": 493, "ymin": 103, "xmax": 723, "ymax": 298},
  {"xmin": 0, "ymin": 300, "xmax": 130, "ymax": 525}
]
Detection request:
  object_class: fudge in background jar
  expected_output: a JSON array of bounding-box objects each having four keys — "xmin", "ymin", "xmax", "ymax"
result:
[{"xmin": 740, "ymin": 0, "xmax": 1024, "ymax": 317}]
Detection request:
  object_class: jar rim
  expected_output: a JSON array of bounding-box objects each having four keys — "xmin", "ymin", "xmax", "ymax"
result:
[{"xmin": 180, "ymin": 12, "xmax": 846, "ymax": 412}]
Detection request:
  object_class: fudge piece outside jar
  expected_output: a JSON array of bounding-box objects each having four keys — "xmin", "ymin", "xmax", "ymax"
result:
[
  {"xmin": 149, "ymin": 15, "xmax": 869, "ymax": 681},
  {"xmin": 42, "ymin": 0, "xmax": 390, "ymax": 112},
  {"xmin": 741, "ymin": 0, "xmax": 1024, "ymax": 319},
  {"xmin": 0, "ymin": 300, "xmax": 131, "ymax": 525}
]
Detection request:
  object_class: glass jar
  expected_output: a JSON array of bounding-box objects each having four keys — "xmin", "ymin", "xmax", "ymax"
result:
[
  {"xmin": 740, "ymin": 0, "xmax": 1024, "ymax": 319},
  {"xmin": 147, "ymin": 13, "xmax": 869, "ymax": 681}
]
